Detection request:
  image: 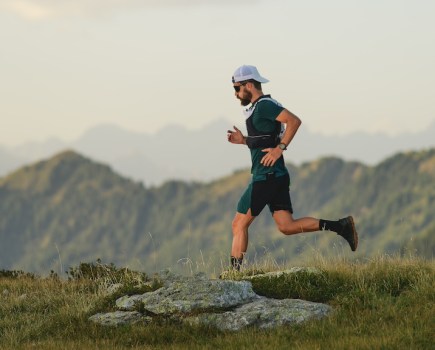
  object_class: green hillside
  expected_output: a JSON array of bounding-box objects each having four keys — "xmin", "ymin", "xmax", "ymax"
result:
[{"xmin": 0, "ymin": 149, "xmax": 434, "ymax": 275}]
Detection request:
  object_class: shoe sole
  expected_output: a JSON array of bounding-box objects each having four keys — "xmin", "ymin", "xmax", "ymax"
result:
[{"xmin": 347, "ymin": 216, "xmax": 358, "ymax": 251}]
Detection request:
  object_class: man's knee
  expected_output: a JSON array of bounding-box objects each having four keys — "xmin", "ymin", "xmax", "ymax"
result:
[
  {"xmin": 276, "ymin": 221, "xmax": 301, "ymax": 235},
  {"xmin": 231, "ymin": 217, "xmax": 239, "ymax": 234},
  {"xmin": 277, "ymin": 223, "xmax": 291, "ymax": 235},
  {"xmin": 273, "ymin": 211, "xmax": 299, "ymax": 235},
  {"xmin": 232, "ymin": 212, "xmax": 253, "ymax": 234},
  {"xmin": 232, "ymin": 215, "xmax": 244, "ymax": 234}
]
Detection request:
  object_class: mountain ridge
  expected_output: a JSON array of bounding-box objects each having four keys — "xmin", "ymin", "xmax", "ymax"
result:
[
  {"xmin": 1, "ymin": 119, "xmax": 434, "ymax": 185},
  {"xmin": 1, "ymin": 148, "xmax": 434, "ymax": 274}
]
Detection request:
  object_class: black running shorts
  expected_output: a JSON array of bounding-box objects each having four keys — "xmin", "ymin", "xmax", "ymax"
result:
[{"xmin": 237, "ymin": 173, "xmax": 293, "ymax": 216}]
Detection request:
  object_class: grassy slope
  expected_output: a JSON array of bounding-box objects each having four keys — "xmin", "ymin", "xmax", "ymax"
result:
[
  {"xmin": 0, "ymin": 256, "xmax": 433, "ymax": 350},
  {"xmin": 1, "ymin": 149, "xmax": 434, "ymax": 275}
]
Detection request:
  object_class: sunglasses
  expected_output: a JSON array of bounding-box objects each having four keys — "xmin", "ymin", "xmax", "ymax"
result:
[{"xmin": 233, "ymin": 81, "xmax": 249, "ymax": 92}]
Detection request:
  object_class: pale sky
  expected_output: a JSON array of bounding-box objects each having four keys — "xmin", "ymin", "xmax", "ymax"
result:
[{"xmin": 1, "ymin": 0, "xmax": 434, "ymax": 146}]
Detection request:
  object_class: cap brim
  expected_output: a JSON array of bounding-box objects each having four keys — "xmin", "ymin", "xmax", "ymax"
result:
[
  {"xmin": 233, "ymin": 76, "xmax": 269, "ymax": 83},
  {"xmin": 256, "ymin": 77, "xmax": 269, "ymax": 83}
]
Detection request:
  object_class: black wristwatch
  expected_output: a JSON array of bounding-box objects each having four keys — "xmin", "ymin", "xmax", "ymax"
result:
[{"xmin": 278, "ymin": 143, "xmax": 287, "ymax": 151}]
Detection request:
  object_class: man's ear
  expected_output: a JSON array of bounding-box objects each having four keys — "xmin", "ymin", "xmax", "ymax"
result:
[{"xmin": 245, "ymin": 81, "xmax": 253, "ymax": 92}]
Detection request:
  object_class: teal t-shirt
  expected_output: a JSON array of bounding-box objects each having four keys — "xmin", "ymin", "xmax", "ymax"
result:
[{"xmin": 248, "ymin": 99, "xmax": 288, "ymax": 180}]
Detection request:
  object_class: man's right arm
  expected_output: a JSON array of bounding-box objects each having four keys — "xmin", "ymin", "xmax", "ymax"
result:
[{"xmin": 227, "ymin": 125, "xmax": 246, "ymax": 145}]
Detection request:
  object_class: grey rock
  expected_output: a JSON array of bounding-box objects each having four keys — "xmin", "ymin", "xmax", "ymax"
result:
[
  {"xmin": 154, "ymin": 269, "xmax": 186, "ymax": 286},
  {"xmin": 186, "ymin": 297, "xmax": 331, "ymax": 331},
  {"xmin": 116, "ymin": 294, "xmax": 145, "ymax": 310},
  {"xmin": 89, "ymin": 311, "xmax": 151, "ymax": 326},
  {"xmin": 116, "ymin": 273, "xmax": 257, "ymax": 315},
  {"xmin": 105, "ymin": 283, "xmax": 124, "ymax": 295}
]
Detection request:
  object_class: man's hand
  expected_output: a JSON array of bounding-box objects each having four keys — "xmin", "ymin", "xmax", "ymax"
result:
[
  {"xmin": 227, "ymin": 126, "xmax": 245, "ymax": 144},
  {"xmin": 260, "ymin": 147, "xmax": 283, "ymax": 167}
]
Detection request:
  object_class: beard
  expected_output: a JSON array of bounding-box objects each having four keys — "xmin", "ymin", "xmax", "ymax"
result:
[{"xmin": 238, "ymin": 90, "xmax": 252, "ymax": 106}]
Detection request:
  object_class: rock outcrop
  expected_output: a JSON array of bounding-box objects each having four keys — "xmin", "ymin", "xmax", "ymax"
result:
[
  {"xmin": 89, "ymin": 269, "xmax": 331, "ymax": 330},
  {"xmin": 116, "ymin": 270, "xmax": 257, "ymax": 315}
]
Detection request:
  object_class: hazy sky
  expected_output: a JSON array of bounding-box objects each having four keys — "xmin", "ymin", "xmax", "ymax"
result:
[{"xmin": 1, "ymin": 0, "xmax": 434, "ymax": 146}]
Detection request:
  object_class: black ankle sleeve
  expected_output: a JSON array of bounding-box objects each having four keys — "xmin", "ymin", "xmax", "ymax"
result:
[{"xmin": 230, "ymin": 256, "xmax": 243, "ymax": 271}]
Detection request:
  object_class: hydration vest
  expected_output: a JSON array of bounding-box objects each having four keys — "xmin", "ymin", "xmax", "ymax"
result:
[{"xmin": 243, "ymin": 95, "xmax": 284, "ymax": 149}]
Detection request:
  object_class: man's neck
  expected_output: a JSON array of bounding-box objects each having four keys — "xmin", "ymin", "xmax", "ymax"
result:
[{"xmin": 250, "ymin": 91, "xmax": 265, "ymax": 105}]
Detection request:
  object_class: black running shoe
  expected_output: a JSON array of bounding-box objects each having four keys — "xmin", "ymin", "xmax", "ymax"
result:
[{"xmin": 338, "ymin": 216, "xmax": 358, "ymax": 251}]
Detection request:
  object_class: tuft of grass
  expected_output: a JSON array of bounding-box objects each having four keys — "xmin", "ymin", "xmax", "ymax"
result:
[
  {"xmin": 235, "ymin": 255, "xmax": 434, "ymax": 304},
  {"xmin": 66, "ymin": 259, "xmax": 148, "ymax": 283},
  {"xmin": 0, "ymin": 255, "xmax": 434, "ymax": 349},
  {"xmin": 65, "ymin": 259, "xmax": 164, "ymax": 315},
  {"xmin": 0, "ymin": 269, "xmax": 36, "ymax": 279}
]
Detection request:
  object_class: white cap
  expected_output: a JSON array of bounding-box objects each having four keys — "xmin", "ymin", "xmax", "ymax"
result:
[{"xmin": 232, "ymin": 65, "xmax": 269, "ymax": 84}]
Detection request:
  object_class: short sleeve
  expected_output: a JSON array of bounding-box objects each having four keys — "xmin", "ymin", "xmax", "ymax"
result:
[{"xmin": 252, "ymin": 101, "xmax": 284, "ymax": 132}]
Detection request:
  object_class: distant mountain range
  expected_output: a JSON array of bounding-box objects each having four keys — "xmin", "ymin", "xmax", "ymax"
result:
[
  {"xmin": 1, "ymin": 119, "xmax": 435, "ymax": 185},
  {"xmin": 1, "ymin": 148, "xmax": 434, "ymax": 274}
]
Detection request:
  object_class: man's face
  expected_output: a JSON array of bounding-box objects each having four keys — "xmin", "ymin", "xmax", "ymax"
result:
[{"xmin": 233, "ymin": 82, "xmax": 252, "ymax": 106}]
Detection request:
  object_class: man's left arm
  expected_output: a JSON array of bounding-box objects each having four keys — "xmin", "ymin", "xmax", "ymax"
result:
[{"xmin": 260, "ymin": 109, "xmax": 302, "ymax": 167}]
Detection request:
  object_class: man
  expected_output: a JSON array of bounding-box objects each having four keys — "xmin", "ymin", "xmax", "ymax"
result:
[{"xmin": 227, "ymin": 65, "xmax": 358, "ymax": 271}]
